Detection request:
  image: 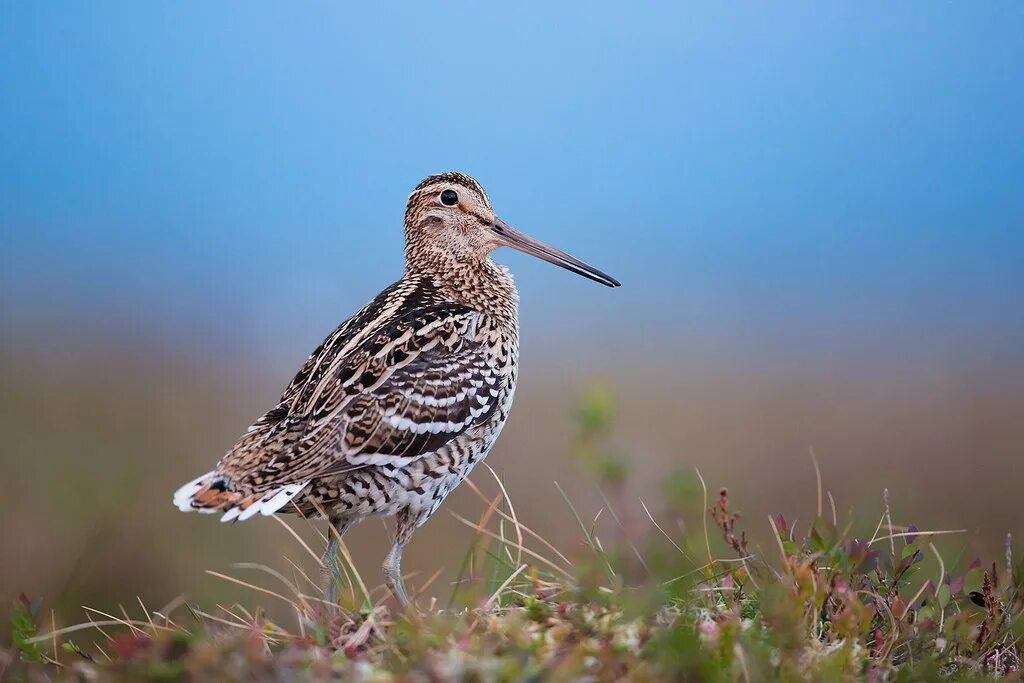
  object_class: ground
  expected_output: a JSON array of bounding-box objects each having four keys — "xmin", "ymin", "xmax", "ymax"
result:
[{"xmin": 5, "ymin": 395, "xmax": 1022, "ymax": 681}]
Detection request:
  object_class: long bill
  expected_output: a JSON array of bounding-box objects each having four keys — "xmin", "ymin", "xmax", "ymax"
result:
[{"xmin": 492, "ymin": 217, "xmax": 621, "ymax": 288}]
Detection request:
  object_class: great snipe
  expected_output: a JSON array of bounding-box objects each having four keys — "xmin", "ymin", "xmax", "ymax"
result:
[{"xmin": 174, "ymin": 172, "xmax": 619, "ymax": 605}]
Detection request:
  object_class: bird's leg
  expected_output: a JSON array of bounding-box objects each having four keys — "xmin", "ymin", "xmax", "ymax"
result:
[
  {"xmin": 383, "ymin": 510, "xmax": 418, "ymax": 608},
  {"xmin": 382, "ymin": 542, "xmax": 408, "ymax": 607},
  {"xmin": 322, "ymin": 517, "xmax": 353, "ymax": 605}
]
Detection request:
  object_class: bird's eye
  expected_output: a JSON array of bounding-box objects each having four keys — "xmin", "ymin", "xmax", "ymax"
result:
[{"xmin": 440, "ymin": 189, "xmax": 459, "ymax": 206}]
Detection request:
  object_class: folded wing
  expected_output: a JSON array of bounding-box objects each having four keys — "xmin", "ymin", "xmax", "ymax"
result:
[{"xmin": 176, "ymin": 302, "xmax": 502, "ymax": 518}]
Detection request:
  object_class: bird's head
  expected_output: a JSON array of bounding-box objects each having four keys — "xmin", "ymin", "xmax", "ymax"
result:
[{"xmin": 403, "ymin": 172, "xmax": 619, "ymax": 287}]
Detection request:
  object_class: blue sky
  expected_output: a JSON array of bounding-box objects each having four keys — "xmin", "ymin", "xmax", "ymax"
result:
[{"xmin": 2, "ymin": 2, "xmax": 1022, "ymax": 371}]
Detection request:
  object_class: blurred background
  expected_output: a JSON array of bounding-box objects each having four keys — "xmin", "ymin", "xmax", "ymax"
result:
[{"xmin": 2, "ymin": 2, "xmax": 1022, "ymax": 622}]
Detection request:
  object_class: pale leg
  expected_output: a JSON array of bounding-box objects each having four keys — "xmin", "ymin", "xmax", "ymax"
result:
[
  {"xmin": 382, "ymin": 541, "xmax": 409, "ymax": 607},
  {"xmin": 383, "ymin": 509, "xmax": 418, "ymax": 607},
  {"xmin": 323, "ymin": 517, "xmax": 354, "ymax": 605}
]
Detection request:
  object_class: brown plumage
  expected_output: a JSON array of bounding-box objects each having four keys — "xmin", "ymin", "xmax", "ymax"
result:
[{"xmin": 174, "ymin": 172, "xmax": 619, "ymax": 605}]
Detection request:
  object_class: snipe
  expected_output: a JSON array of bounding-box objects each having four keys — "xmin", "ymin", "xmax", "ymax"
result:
[{"xmin": 174, "ymin": 172, "xmax": 619, "ymax": 606}]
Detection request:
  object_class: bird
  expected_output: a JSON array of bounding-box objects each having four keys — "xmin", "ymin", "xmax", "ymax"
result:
[{"xmin": 173, "ymin": 172, "xmax": 619, "ymax": 606}]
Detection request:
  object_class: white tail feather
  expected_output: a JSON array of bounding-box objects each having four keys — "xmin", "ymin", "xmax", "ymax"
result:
[
  {"xmin": 174, "ymin": 471, "xmax": 309, "ymax": 522},
  {"xmin": 173, "ymin": 472, "xmax": 214, "ymax": 512},
  {"xmin": 260, "ymin": 483, "xmax": 308, "ymax": 516},
  {"xmin": 220, "ymin": 507, "xmax": 242, "ymax": 523},
  {"xmin": 229, "ymin": 481, "xmax": 309, "ymax": 523},
  {"xmin": 237, "ymin": 501, "xmax": 263, "ymax": 521}
]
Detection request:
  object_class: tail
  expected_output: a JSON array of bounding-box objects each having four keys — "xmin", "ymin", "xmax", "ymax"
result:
[{"xmin": 172, "ymin": 471, "xmax": 309, "ymax": 523}]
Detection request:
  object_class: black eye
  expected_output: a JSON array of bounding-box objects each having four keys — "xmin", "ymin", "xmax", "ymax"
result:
[{"xmin": 440, "ymin": 189, "xmax": 459, "ymax": 206}]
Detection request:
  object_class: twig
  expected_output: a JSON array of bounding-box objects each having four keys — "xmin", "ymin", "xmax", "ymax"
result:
[
  {"xmin": 448, "ymin": 510, "xmax": 574, "ymax": 580},
  {"xmin": 482, "ymin": 564, "xmax": 528, "ymax": 611},
  {"xmin": 767, "ymin": 515, "xmax": 790, "ymax": 578},
  {"xmin": 868, "ymin": 530, "xmax": 967, "ymax": 546},
  {"xmin": 695, "ymin": 467, "xmax": 712, "ymax": 564},
  {"xmin": 640, "ymin": 497, "xmax": 690, "ymax": 559},
  {"xmin": 485, "ymin": 465, "xmax": 524, "ymax": 568},
  {"xmin": 810, "ymin": 446, "xmax": 822, "ymax": 519},
  {"xmin": 883, "ymin": 488, "xmax": 895, "ymax": 559}
]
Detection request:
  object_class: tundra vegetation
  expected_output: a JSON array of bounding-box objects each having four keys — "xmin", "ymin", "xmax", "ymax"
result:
[{"xmin": 5, "ymin": 389, "xmax": 1021, "ymax": 681}]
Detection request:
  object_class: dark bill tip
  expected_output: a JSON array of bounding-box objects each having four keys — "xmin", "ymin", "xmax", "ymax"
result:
[{"xmin": 493, "ymin": 217, "xmax": 620, "ymax": 288}]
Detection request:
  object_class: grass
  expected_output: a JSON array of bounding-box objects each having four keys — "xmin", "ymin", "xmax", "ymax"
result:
[{"xmin": 4, "ymin": 389, "xmax": 1023, "ymax": 681}]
